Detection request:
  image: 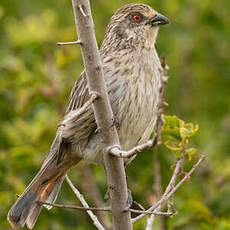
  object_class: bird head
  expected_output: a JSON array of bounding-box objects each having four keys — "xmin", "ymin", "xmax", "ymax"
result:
[{"xmin": 101, "ymin": 3, "xmax": 169, "ymax": 54}]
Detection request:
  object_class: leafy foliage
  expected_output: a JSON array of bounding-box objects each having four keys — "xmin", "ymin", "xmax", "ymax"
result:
[
  {"xmin": 0, "ymin": 0, "xmax": 230, "ymax": 229},
  {"xmin": 162, "ymin": 115, "xmax": 199, "ymax": 159}
]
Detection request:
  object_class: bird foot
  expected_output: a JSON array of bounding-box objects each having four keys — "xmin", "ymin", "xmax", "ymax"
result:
[{"xmin": 104, "ymin": 189, "xmax": 133, "ymax": 208}]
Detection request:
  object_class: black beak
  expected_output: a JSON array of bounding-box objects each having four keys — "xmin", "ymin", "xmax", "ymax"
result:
[{"xmin": 150, "ymin": 13, "xmax": 170, "ymax": 26}]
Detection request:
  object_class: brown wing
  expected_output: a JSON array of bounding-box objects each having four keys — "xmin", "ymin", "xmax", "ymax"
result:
[
  {"xmin": 66, "ymin": 71, "xmax": 90, "ymax": 113},
  {"xmin": 60, "ymin": 71, "xmax": 96, "ymax": 145},
  {"xmin": 43, "ymin": 71, "xmax": 96, "ymax": 166}
]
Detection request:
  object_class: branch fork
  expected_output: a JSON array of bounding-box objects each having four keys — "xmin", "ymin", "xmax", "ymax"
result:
[{"xmin": 132, "ymin": 154, "xmax": 205, "ymax": 223}]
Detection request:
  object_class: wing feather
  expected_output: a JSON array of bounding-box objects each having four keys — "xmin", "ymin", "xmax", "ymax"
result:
[
  {"xmin": 45, "ymin": 71, "xmax": 96, "ymax": 165},
  {"xmin": 66, "ymin": 71, "xmax": 89, "ymax": 112}
]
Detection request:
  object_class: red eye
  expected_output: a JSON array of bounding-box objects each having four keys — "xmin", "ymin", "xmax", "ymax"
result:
[{"xmin": 133, "ymin": 15, "xmax": 142, "ymax": 22}]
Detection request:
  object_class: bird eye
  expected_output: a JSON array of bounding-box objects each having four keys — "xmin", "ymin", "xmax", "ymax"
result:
[{"xmin": 132, "ymin": 15, "xmax": 142, "ymax": 23}]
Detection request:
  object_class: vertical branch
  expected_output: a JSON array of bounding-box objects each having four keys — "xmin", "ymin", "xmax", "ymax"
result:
[
  {"xmin": 152, "ymin": 148, "xmax": 166, "ymax": 230},
  {"xmin": 146, "ymin": 58, "xmax": 168, "ymax": 229},
  {"xmin": 71, "ymin": 0, "xmax": 132, "ymax": 229}
]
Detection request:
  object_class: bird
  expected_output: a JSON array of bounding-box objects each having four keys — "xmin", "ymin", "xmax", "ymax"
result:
[{"xmin": 8, "ymin": 3, "xmax": 169, "ymax": 229}]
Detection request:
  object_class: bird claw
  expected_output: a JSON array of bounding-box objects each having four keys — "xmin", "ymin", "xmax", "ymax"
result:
[
  {"xmin": 104, "ymin": 188, "xmax": 133, "ymax": 208},
  {"xmin": 104, "ymin": 189, "xmax": 110, "ymax": 202},
  {"xmin": 126, "ymin": 189, "xmax": 133, "ymax": 208},
  {"xmin": 111, "ymin": 116, "xmax": 120, "ymax": 129}
]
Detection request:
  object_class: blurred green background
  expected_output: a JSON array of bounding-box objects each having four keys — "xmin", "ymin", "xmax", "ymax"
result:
[{"xmin": 0, "ymin": 0, "xmax": 230, "ymax": 229}]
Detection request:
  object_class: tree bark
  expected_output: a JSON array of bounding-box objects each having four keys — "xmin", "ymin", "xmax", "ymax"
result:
[{"xmin": 71, "ymin": 0, "xmax": 132, "ymax": 229}]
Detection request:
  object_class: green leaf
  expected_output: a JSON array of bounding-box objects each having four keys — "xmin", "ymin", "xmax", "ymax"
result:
[
  {"xmin": 162, "ymin": 115, "xmax": 199, "ymax": 141},
  {"xmin": 186, "ymin": 148, "xmax": 198, "ymax": 160},
  {"xmin": 162, "ymin": 115, "xmax": 184, "ymax": 140},
  {"xmin": 164, "ymin": 140, "xmax": 182, "ymax": 151},
  {"xmin": 163, "ymin": 115, "xmax": 183, "ymax": 128},
  {"xmin": 164, "ymin": 140, "xmax": 184, "ymax": 157}
]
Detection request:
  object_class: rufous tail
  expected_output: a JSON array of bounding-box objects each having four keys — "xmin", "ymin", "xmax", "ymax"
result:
[{"xmin": 8, "ymin": 157, "xmax": 78, "ymax": 229}]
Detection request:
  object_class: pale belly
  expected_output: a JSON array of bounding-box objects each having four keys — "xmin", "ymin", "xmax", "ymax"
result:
[
  {"xmin": 81, "ymin": 93, "xmax": 159, "ymax": 164},
  {"xmin": 119, "ymin": 113, "xmax": 157, "ymax": 166},
  {"xmin": 77, "ymin": 47, "xmax": 161, "ymax": 164}
]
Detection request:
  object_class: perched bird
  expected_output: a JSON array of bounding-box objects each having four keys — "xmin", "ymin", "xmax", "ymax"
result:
[{"xmin": 8, "ymin": 3, "xmax": 169, "ymax": 229}]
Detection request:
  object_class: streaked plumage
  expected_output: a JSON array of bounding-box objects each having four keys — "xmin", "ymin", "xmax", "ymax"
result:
[{"xmin": 8, "ymin": 3, "xmax": 169, "ymax": 229}]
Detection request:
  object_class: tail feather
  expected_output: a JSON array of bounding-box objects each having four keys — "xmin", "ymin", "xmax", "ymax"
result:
[
  {"xmin": 8, "ymin": 190, "xmax": 37, "ymax": 228},
  {"xmin": 26, "ymin": 203, "xmax": 42, "ymax": 229},
  {"xmin": 8, "ymin": 145, "xmax": 80, "ymax": 229},
  {"xmin": 44, "ymin": 174, "xmax": 65, "ymax": 210},
  {"xmin": 7, "ymin": 158, "xmax": 67, "ymax": 229},
  {"xmin": 26, "ymin": 175, "xmax": 66, "ymax": 229},
  {"xmin": 26, "ymin": 175, "xmax": 65, "ymax": 229}
]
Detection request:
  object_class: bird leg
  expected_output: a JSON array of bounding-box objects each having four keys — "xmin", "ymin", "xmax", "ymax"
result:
[{"xmin": 104, "ymin": 188, "xmax": 133, "ymax": 209}]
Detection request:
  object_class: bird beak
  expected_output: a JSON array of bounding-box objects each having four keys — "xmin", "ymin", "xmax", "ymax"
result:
[{"xmin": 150, "ymin": 13, "xmax": 170, "ymax": 26}]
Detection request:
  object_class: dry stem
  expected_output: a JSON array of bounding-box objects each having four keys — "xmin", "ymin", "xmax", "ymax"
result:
[
  {"xmin": 57, "ymin": 40, "xmax": 82, "ymax": 46},
  {"xmin": 146, "ymin": 58, "xmax": 169, "ymax": 229},
  {"xmin": 66, "ymin": 176, "xmax": 106, "ymax": 230},
  {"xmin": 58, "ymin": 93, "xmax": 98, "ymax": 127},
  {"xmin": 39, "ymin": 201, "xmax": 110, "ymax": 212},
  {"xmin": 81, "ymin": 165, "xmax": 111, "ymax": 229},
  {"xmin": 71, "ymin": 0, "xmax": 132, "ymax": 229},
  {"xmin": 132, "ymin": 154, "xmax": 205, "ymax": 223}
]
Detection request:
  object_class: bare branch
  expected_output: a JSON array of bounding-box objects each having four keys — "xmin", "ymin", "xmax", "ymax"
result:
[
  {"xmin": 39, "ymin": 201, "xmax": 111, "ymax": 212},
  {"xmin": 71, "ymin": 0, "xmax": 132, "ymax": 229},
  {"xmin": 81, "ymin": 166, "xmax": 111, "ymax": 229},
  {"xmin": 129, "ymin": 209, "xmax": 172, "ymax": 216},
  {"xmin": 146, "ymin": 148, "xmax": 165, "ymax": 230},
  {"xmin": 164, "ymin": 154, "xmax": 205, "ymax": 196},
  {"xmin": 164, "ymin": 156, "xmax": 184, "ymax": 196},
  {"xmin": 56, "ymin": 40, "xmax": 82, "ymax": 46},
  {"xmin": 132, "ymin": 154, "xmax": 205, "ymax": 223},
  {"xmin": 58, "ymin": 92, "xmax": 98, "ymax": 127},
  {"xmin": 146, "ymin": 154, "xmax": 185, "ymax": 229},
  {"xmin": 146, "ymin": 208, "xmax": 159, "ymax": 229},
  {"xmin": 146, "ymin": 59, "xmax": 169, "ymax": 230},
  {"xmin": 153, "ymin": 59, "xmax": 169, "ymax": 145},
  {"xmin": 66, "ymin": 175, "xmax": 106, "ymax": 230},
  {"xmin": 109, "ymin": 139, "xmax": 156, "ymax": 158},
  {"xmin": 133, "ymin": 201, "xmax": 145, "ymax": 211},
  {"xmin": 135, "ymin": 157, "xmax": 183, "ymax": 224}
]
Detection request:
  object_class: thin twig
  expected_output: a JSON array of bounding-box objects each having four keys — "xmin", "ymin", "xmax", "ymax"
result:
[
  {"xmin": 133, "ymin": 201, "xmax": 145, "ymax": 211},
  {"xmin": 56, "ymin": 40, "xmax": 82, "ymax": 46},
  {"xmin": 109, "ymin": 139, "xmax": 157, "ymax": 158},
  {"xmin": 135, "ymin": 157, "xmax": 183, "ymax": 224},
  {"xmin": 38, "ymin": 201, "xmax": 110, "ymax": 212},
  {"xmin": 81, "ymin": 165, "xmax": 111, "ymax": 229},
  {"xmin": 58, "ymin": 93, "xmax": 98, "ymax": 127},
  {"xmin": 146, "ymin": 148, "xmax": 165, "ymax": 230},
  {"xmin": 146, "ymin": 59, "xmax": 168, "ymax": 230},
  {"xmin": 132, "ymin": 154, "xmax": 205, "ymax": 223},
  {"xmin": 146, "ymin": 155, "xmax": 183, "ymax": 228},
  {"xmin": 129, "ymin": 209, "xmax": 172, "ymax": 216},
  {"xmin": 66, "ymin": 175, "xmax": 105, "ymax": 230},
  {"xmin": 164, "ymin": 156, "xmax": 184, "ymax": 196},
  {"xmin": 154, "ymin": 57, "xmax": 169, "ymax": 145}
]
